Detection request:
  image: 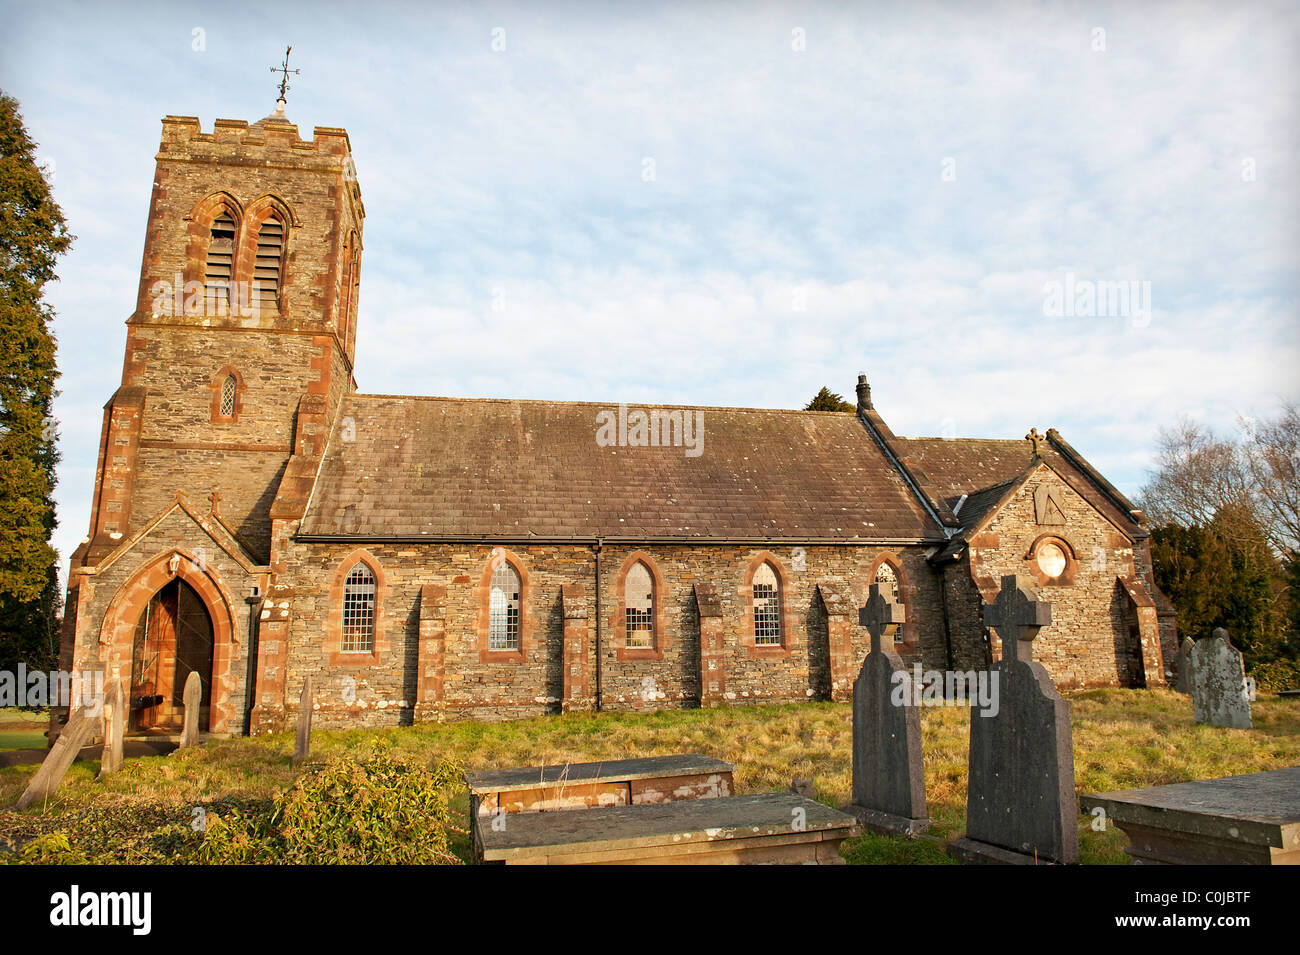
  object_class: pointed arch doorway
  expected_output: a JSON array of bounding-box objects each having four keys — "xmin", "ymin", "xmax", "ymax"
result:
[{"xmin": 130, "ymin": 578, "xmax": 215, "ymax": 733}]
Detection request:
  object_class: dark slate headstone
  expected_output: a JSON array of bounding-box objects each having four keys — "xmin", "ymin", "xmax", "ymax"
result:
[
  {"xmin": 292, "ymin": 676, "xmax": 313, "ymax": 767},
  {"xmin": 1190, "ymin": 628, "xmax": 1252, "ymax": 729},
  {"xmin": 847, "ymin": 582, "xmax": 928, "ymax": 835},
  {"xmin": 179, "ymin": 671, "xmax": 202, "ymax": 749},
  {"xmin": 1173, "ymin": 636, "xmax": 1194, "ymax": 694},
  {"xmin": 15, "ymin": 707, "xmax": 96, "ymax": 810},
  {"xmin": 97, "ymin": 675, "xmax": 125, "ymax": 778},
  {"xmin": 949, "ymin": 574, "xmax": 1078, "ymax": 865}
]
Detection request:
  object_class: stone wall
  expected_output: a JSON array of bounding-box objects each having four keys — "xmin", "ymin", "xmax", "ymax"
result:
[
  {"xmin": 66, "ymin": 505, "xmax": 269, "ymax": 735},
  {"xmin": 264, "ymin": 540, "xmax": 951, "ymax": 729},
  {"xmin": 124, "ymin": 328, "xmax": 331, "ymax": 560},
  {"xmin": 966, "ymin": 463, "xmax": 1154, "ymax": 687}
]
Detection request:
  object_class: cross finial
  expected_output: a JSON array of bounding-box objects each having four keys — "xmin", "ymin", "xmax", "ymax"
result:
[
  {"xmin": 859, "ymin": 582, "xmax": 906, "ymax": 653},
  {"xmin": 270, "ymin": 45, "xmax": 300, "ymax": 105},
  {"xmin": 208, "ymin": 489, "xmax": 223, "ymax": 516},
  {"xmin": 1025, "ymin": 427, "xmax": 1043, "ymax": 457},
  {"xmin": 983, "ymin": 574, "xmax": 1052, "ymax": 662}
]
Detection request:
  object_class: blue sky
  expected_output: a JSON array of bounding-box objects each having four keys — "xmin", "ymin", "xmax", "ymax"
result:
[{"xmin": 2, "ymin": 0, "xmax": 1297, "ymax": 570}]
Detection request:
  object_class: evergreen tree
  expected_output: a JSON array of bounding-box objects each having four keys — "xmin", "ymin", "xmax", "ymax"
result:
[
  {"xmin": 0, "ymin": 92, "xmax": 72, "ymax": 677},
  {"xmin": 804, "ymin": 386, "xmax": 855, "ymax": 413},
  {"xmin": 1150, "ymin": 517, "xmax": 1284, "ymax": 664}
]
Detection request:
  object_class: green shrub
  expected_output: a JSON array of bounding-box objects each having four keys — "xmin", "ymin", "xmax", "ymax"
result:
[
  {"xmin": 200, "ymin": 742, "xmax": 465, "ymax": 864},
  {"xmin": 7, "ymin": 831, "xmax": 89, "ymax": 865},
  {"xmin": 1250, "ymin": 658, "xmax": 1300, "ymax": 693}
]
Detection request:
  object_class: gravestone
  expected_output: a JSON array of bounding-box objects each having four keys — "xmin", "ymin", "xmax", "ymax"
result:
[
  {"xmin": 1173, "ymin": 636, "xmax": 1194, "ymax": 694},
  {"xmin": 1189, "ymin": 628, "xmax": 1252, "ymax": 729},
  {"xmin": 97, "ymin": 675, "xmax": 125, "ymax": 778},
  {"xmin": 292, "ymin": 676, "xmax": 313, "ymax": 767},
  {"xmin": 949, "ymin": 574, "xmax": 1078, "ymax": 865},
  {"xmin": 14, "ymin": 707, "xmax": 97, "ymax": 810},
  {"xmin": 846, "ymin": 582, "xmax": 928, "ymax": 835},
  {"xmin": 179, "ymin": 671, "xmax": 202, "ymax": 748}
]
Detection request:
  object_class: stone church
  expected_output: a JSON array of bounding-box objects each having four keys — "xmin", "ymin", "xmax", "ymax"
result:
[{"xmin": 56, "ymin": 100, "xmax": 1178, "ymax": 737}]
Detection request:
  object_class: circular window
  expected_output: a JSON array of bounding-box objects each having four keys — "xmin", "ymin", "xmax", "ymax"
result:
[{"xmin": 1036, "ymin": 541, "xmax": 1067, "ymax": 579}]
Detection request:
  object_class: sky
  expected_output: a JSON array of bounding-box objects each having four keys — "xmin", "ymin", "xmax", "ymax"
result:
[{"xmin": 1, "ymin": 0, "xmax": 1298, "ymax": 573}]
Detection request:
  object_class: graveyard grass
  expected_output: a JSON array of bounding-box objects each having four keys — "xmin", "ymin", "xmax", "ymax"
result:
[
  {"xmin": 1, "ymin": 688, "xmax": 1298, "ymax": 864},
  {"xmin": 0, "ymin": 709, "xmax": 49, "ymax": 754}
]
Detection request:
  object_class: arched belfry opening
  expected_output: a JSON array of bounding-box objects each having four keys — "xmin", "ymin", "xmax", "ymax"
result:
[{"xmin": 129, "ymin": 578, "xmax": 215, "ymax": 733}]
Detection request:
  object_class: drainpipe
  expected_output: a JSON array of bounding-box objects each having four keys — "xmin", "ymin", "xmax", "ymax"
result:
[
  {"xmin": 593, "ymin": 541, "xmax": 603, "ymax": 711},
  {"xmin": 243, "ymin": 587, "xmax": 262, "ymax": 735}
]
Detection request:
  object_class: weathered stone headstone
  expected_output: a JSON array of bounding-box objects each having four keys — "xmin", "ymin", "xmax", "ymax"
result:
[
  {"xmin": 1189, "ymin": 628, "xmax": 1252, "ymax": 729},
  {"xmin": 292, "ymin": 676, "xmax": 313, "ymax": 767},
  {"xmin": 1173, "ymin": 636, "xmax": 1194, "ymax": 694},
  {"xmin": 179, "ymin": 671, "xmax": 202, "ymax": 749},
  {"xmin": 97, "ymin": 675, "xmax": 125, "ymax": 778},
  {"xmin": 14, "ymin": 707, "xmax": 97, "ymax": 810},
  {"xmin": 949, "ymin": 574, "xmax": 1077, "ymax": 865},
  {"xmin": 847, "ymin": 582, "xmax": 928, "ymax": 835}
]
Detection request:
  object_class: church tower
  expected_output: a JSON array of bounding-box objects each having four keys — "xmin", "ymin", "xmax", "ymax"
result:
[{"xmin": 80, "ymin": 99, "xmax": 364, "ymax": 566}]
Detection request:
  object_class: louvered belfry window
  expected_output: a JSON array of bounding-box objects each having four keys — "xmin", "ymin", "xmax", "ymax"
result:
[
  {"xmin": 203, "ymin": 212, "xmax": 236, "ymax": 310},
  {"xmin": 489, "ymin": 562, "xmax": 521, "ymax": 650},
  {"xmin": 753, "ymin": 562, "xmax": 782, "ymax": 646},
  {"xmin": 625, "ymin": 562, "xmax": 654, "ymax": 649},
  {"xmin": 219, "ymin": 375, "xmax": 237, "ymax": 418},
  {"xmin": 254, "ymin": 217, "xmax": 285, "ymax": 309},
  {"xmin": 341, "ymin": 564, "xmax": 376, "ymax": 652}
]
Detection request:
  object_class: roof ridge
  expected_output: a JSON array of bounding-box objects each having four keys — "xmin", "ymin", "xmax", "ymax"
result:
[
  {"xmin": 897, "ymin": 435, "xmax": 1028, "ymax": 444},
  {"xmin": 347, "ymin": 393, "xmax": 862, "ymax": 416}
]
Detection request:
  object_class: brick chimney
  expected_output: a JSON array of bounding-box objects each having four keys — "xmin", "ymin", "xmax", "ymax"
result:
[{"xmin": 856, "ymin": 373, "xmax": 873, "ymax": 412}]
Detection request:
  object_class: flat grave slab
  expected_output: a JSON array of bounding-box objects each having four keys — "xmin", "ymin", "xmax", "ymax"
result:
[
  {"xmin": 477, "ymin": 791, "xmax": 857, "ymax": 865},
  {"xmin": 466, "ymin": 753, "xmax": 734, "ymax": 816},
  {"xmin": 1080, "ymin": 767, "xmax": 1300, "ymax": 865}
]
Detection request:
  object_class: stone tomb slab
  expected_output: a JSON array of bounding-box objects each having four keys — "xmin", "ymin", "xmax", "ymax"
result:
[
  {"xmin": 477, "ymin": 791, "xmax": 857, "ymax": 865},
  {"xmin": 467, "ymin": 754, "xmax": 735, "ymax": 859},
  {"xmin": 1080, "ymin": 767, "xmax": 1300, "ymax": 865},
  {"xmin": 467, "ymin": 753, "xmax": 734, "ymax": 815}
]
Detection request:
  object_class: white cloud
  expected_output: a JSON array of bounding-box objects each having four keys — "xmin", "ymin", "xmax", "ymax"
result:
[{"xmin": 0, "ymin": 0, "xmax": 1296, "ymax": 573}]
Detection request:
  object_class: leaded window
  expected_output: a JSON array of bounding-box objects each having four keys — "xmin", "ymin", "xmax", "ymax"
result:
[
  {"xmin": 219, "ymin": 375, "xmax": 236, "ymax": 418},
  {"xmin": 753, "ymin": 562, "xmax": 782, "ymax": 646},
  {"xmin": 341, "ymin": 563, "xmax": 376, "ymax": 652},
  {"xmin": 489, "ymin": 562, "xmax": 521, "ymax": 650},
  {"xmin": 625, "ymin": 561, "xmax": 654, "ymax": 649}
]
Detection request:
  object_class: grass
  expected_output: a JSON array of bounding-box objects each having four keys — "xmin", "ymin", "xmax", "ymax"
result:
[
  {"xmin": 0, "ymin": 731, "xmax": 49, "ymax": 752},
  {"xmin": 0, "ymin": 689, "xmax": 1296, "ymax": 864},
  {"xmin": 0, "ymin": 709, "xmax": 49, "ymax": 753}
]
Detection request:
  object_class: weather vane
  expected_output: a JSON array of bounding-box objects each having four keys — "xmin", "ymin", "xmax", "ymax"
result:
[{"xmin": 270, "ymin": 45, "xmax": 300, "ymax": 103}]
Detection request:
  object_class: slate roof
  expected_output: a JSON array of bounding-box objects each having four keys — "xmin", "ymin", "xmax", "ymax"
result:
[
  {"xmin": 893, "ymin": 436, "xmax": 1144, "ymax": 538},
  {"xmin": 299, "ymin": 395, "xmax": 945, "ymax": 541}
]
